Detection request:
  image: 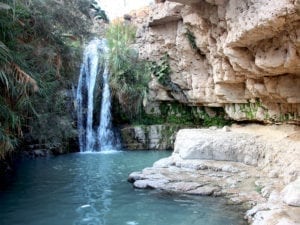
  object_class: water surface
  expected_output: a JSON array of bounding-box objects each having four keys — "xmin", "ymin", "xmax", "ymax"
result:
[{"xmin": 0, "ymin": 151, "xmax": 246, "ymax": 225}]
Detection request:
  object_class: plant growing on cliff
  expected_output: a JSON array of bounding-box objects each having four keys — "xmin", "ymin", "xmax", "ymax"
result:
[
  {"xmin": 150, "ymin": 53, "xmax": 172, "ymax": 86},
  {"xmin": 185, "ymin": 28, "xmax": 205, "ymax": 57},
  {"xmin": 105, "ymin": 21, "xmax": 151, "ymax": 120},
  {"xmin": 150, "ymin": 53, "xmax": 188, "ymax": 103}
]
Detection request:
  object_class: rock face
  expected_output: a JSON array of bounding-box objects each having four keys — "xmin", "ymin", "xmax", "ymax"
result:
[
  {"xmin": 128, "ymin": 125, "xmax": 300, "ymax": 224},
  {"xmin": 121, "ymin": 125, "xmax": 187, "ymax": 150},
  {"xmin": 130, "ymin": 0, "xmax": 300, "ymax": 123}
]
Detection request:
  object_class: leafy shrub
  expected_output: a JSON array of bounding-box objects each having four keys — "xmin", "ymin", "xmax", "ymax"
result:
[
  {"xmin": 106, "ymin": 21, "xmax": 151, "ymax": 121},
  {"xmin": 0, "ymin": 0, "xmax": 99, "ymax": 157}
]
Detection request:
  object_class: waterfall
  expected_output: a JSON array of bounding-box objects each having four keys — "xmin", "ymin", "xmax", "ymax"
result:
[
  {"xmin": 97, "ymin": 65, "xmax": 114, "ymax": 150},
  {"xmin": 76, "ymin": 39, "xmax": 118, "ymax": 152}
]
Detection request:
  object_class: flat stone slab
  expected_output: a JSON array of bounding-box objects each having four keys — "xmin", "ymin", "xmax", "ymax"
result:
[
  {"xmin": 174, "ymin": 129, "xmax": 265, "ymax": 166},
  {"xmin": 128, "ymin": 158, "xmax": 262, "ymax": 199},
  {"xmin": 128, "ymin": 157, "xmax": 300, "ymax": 225}
]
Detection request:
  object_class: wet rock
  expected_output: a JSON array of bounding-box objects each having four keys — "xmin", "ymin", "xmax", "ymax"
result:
[
  {"xmin": 133, "ymin": 179, "xmax": 168, "ymax": 189},
  {"xmin": 128, "ymin": 171, "xmax": 145, "ymax": 183},
  {"xmin": 166, "ymin": 181, "xmax": 203, "ymax": 192},
  {"xmin": 33, "ymin": 149, "xmax": 49, "ymax": 157},
  {"xmin": 187, "ymin": 185, "xmax": 220, "ymax": 196}
]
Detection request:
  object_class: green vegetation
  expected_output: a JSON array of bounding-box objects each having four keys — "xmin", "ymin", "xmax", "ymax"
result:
[
  {"xmin": 0, "ymin": 0, "xmax": 105, "ymax": 157},
  {"xmin": 239, "ymin": 100, "xmax": 262, "ymax": 120},
  {"xmin": 255, "ymin": 184, "xmax": 263, "ymax": 194},
  {"xmin": 234, "ymin": 101, "xmax": 299, "ymax": 123},
  {"xmin": 106, "ymin": 21, "xmax": 151, "ymax": 121},
  {"xmin": 185, "ymin": 29, "xmax": 198, "ymax": 50},
  {"xmin": 185, "ymin": 28, "xmax": 205, "ymax": 57},
  {"xmin": 105, "ymin": 24, "xmax": 229, "ymax": 127},
  {"xmin": 114, "ymin": 100, "xmax": 231, "ymax": 127},
  {"xmin": 150, "ymin": 54, "xmax": 172, "ymax": 86},
  {"xmin": 150, "ymin": 53, "xmax": 187, "ymax": 102}
]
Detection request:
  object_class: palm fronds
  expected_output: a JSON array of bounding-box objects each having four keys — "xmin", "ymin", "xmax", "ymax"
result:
[
  {"xmin": 5, "ymin": 63, "xmax": 39, "ymax": 92},
  {"xmin": 0, "ymin": 41, "xmax": 11, "ymax": 63},
  {"xmin": 0, "ymin": 0, "xmax": 102, "ymax": 157}
]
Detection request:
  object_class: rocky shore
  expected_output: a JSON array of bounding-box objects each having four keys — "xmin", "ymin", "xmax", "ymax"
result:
[{"xmin": 128, "ymin": 124, "xmax": 300, "ymax": 224}]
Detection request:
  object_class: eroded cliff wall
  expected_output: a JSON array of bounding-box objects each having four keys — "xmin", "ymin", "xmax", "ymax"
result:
[{"xmin": 130, "ymin": 0, "xmax": 300, "ymax": 123}]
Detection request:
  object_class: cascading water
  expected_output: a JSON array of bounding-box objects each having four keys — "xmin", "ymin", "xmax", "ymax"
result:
[
  {"xmin": 97, "ymin": 64, "xmax": 114, "ymax": 150},
  {"xmin": 76, "ymin": 38, "xmax": 117, "ymax": 152},
  {"xmin": 76, "ymin": 39, "xmax": 99, "ymax": 152}
]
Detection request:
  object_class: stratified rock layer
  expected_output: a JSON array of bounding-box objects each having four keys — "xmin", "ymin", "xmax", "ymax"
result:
[{"xmin": 131, "ymin": 0, "xmax": 300, "ymax": 123}]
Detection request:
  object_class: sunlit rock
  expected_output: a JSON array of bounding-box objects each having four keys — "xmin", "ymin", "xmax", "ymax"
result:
[{"xmin": 130, "ymin": 0, "xmax": 300, "ymax": 123}]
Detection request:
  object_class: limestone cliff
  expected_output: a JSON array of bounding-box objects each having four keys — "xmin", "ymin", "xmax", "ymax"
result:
[{"xmin": 130, "ymin": 0, "xmax": 300, "ymax": 123}]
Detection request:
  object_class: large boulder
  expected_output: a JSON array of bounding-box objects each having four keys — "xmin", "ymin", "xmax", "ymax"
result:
[{"xmin": 173, "ymin": 129, "xmax": 264, "ymax": 165}]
